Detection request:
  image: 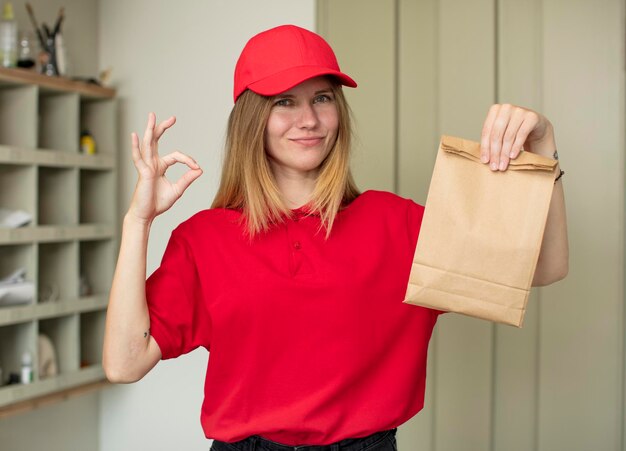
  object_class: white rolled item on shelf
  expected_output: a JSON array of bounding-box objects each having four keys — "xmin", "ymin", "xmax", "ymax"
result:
[
  {"xmin": 0, "ymin": 281, "xmax": 34, "ymax": 306},
  {"xmin": 38, "ymin": 334, "xmax": 58, "ymax": 379}
]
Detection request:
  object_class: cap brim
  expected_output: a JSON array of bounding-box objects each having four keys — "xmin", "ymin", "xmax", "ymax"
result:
[{"xmin": 247, "ymin": 66, "xmax": 357, "ymax": 97}]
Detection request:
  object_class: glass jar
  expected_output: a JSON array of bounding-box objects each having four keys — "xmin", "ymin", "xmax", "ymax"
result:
[{"xmin": 17, "ymin": 31, "xmax": 35, "ymax": 69}]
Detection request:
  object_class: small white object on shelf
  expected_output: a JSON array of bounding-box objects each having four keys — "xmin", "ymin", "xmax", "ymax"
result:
[
  {"xmin": 0, "ymin": 267, "xmax": 26, "ymax": 284},
  {"xmin": 21, "ymin": 350, "xmax": 33, "ymax": 384},
  {"xmin": 0, "ymin": 267, "xmax": 34, "ymax": 306},
  {"xmin": 0, "ymin": 208, "xmax": 32, "ymax": 227}
]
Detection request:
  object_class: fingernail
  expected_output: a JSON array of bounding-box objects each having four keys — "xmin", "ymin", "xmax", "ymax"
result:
[
  {"xmin": 499, "ymin": 161, "xmax": 507, "ymax": 171},
  {"xmin": 509, "ymin": 151, "xmax": 515, "ymax": 158},
  {"xmin": 481, "ymin": 154, "xmax": 489, "ymax": 163},
  {"xmin": 490, "ymin": 162, "xmax": 498, "ymax": 171}
]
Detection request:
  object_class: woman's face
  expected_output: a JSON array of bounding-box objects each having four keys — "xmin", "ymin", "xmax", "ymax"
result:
[{"xmin": 264, "ymin": 76, "xmax": 339, "ymax": 180}]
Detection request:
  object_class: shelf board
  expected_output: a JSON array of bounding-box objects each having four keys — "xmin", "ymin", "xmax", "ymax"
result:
[
  {"xmin": 0, "ymin": 224, "xmax": 115, "ymax": 245},
  {"xmin": 0, "ymin": 145, "xmax": 116, "ymax": 168},
  {"xmin": 0, "ymin": 294, "xmax": 109, "ymax": 327},
  {"xmin": 0, "ymin": 367, "xmax": 107, "ymax": 412},
  {"xmin": 0, "ymin": 67, "xmax": 115, "ymax": 99}
]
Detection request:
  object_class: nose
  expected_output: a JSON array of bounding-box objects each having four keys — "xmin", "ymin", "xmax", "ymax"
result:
[{"xmin": 295, "ymin": 103, "xmax": 319, "ymax": 129}]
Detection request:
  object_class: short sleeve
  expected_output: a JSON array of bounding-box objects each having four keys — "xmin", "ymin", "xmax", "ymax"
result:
[
  {"xmin": 146, "ymin": 229, "xmax": 211, "ymax": 359},
  {"xmin": 406, "ymin": 199, "xmax": 446, "ymax": 317},
  {"xmin": 406, "ymin": 198, "xmax": 425, "ymax": 250}
]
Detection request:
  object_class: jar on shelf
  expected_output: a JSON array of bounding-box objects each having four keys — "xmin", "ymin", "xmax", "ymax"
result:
[{"xmin": 17, "ymin": 31, "xmax": 36, "ymax": 69}]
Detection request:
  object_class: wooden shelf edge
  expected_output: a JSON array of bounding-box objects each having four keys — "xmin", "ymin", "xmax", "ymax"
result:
[
  {"xmin": 0, "ymin": 145, "xmax": 116, "ymax": 168},
  {"xmin": 0, "ymin": 67, "xmax": 116, "ymax": 99},
  {"xmin": 0, "ymin": 379, "xmax": 109, "ymax": 420},
  {"xmin": 0, "ymin": 294, "xmax": 109, "ymax": 326},
  {"xmin": 0, "ymin": 224, "xmax": 115, "ymax": 245}
]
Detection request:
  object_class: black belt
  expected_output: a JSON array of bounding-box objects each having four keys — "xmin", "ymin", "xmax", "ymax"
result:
[{"xmin": 211, "ymin": 428, "xmax": 397, "ymax": 451}]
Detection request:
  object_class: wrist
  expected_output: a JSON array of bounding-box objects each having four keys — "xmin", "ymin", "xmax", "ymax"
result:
[{"xmin": 124, "ymin": 212, "xmax": 154, "ymax": 229}]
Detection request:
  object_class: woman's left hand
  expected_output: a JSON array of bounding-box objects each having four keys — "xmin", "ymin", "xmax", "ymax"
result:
[{"xmin": 480, "ymin": 103, "xmax": 555, "ymax": 171}]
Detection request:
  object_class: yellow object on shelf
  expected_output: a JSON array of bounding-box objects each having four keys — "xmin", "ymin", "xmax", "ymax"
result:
[{"xmin": 80, "ymin": 131, "xmax": 96, "ymax": 154}]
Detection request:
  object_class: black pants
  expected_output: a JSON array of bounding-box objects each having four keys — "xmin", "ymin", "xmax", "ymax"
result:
[{"xmin": 210, "ymin": 428, "xmax": 397, "ymax": 451}]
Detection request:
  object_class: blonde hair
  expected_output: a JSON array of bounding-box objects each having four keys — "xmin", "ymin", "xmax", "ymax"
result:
[{"xmin": 211, "ymin": 79, "xmax": 360, "ymax": 238}]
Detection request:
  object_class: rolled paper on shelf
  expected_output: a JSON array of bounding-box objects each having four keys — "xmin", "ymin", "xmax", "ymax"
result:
[{"xmin": 38, "ymin": 334, "xmax": 58, "ymax": 378}]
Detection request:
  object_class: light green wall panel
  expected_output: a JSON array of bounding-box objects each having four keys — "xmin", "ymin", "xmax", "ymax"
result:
[
  {"xmin": 434, "ymin": 1, "xmax": 496, "ymax": 450},
  {"xmin": 397, "ymin": 1, "xmax": 439, "ymax": 448},
  {"xmin": 538, "ymin": 0, "xmax": 624, "ymax": 449},
  {"xmin": 317, "ymin": 0, "xmax": 396, "ymax": 193},
  {"xmin": 493, "ymin": 1, "xmax": 543, "ymax": 450}
]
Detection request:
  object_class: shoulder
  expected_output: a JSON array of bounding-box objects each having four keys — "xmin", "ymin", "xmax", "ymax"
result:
[
  {"xmin": 347, "ymin": 191, "xmax": 425, "ymax": 241},
  {"xmin": 350, "ymin": 190, "xmax": 423, "ymax": 215},
  {"xmin": 171, "ymin": 208, "xmax": 243, "ymax": 241}
]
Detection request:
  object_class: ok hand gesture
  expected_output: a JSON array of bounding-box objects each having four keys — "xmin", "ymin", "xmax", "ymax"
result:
[{"xmin": 127, "ymin": 112, "xmax": 203, "ymax": 224}]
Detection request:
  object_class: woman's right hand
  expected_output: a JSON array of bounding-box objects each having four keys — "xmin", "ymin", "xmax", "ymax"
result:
[{"xmin": 127, "ymin": 112, "xmax": 203, "ymax": 224}]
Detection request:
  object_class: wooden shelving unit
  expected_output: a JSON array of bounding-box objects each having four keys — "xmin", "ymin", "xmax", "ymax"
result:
[{"xmin": 0, "ymin": 67, "xmax": 116, "ymax": 411}]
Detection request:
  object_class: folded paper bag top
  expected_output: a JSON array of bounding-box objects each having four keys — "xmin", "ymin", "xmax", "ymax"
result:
[{"xmin": 403, "ymin": 135, "xmax": 558, "ymax": 327}]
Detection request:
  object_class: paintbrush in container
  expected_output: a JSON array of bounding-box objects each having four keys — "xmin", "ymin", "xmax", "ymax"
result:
[
  {"xmin": 53, "ymin": 7, "xmax": 65, "ymax": 36},
  {"xmin": 25, "ymin": 3, "xmax": 45, "ymax": 48}
]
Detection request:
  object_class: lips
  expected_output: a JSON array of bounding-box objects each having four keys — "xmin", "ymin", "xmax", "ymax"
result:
[{"xmin": 290, "ymin": 137, "xmax": 324, "ymax": 147}]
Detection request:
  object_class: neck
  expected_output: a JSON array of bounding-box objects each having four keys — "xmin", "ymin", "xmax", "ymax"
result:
[{"xmin": 271, "ymin": 167, "xmax": 318, "ymax": 209}]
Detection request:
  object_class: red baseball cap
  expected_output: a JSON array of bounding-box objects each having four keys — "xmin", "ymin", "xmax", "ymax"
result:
[{"xmin": 233, "ymin": 24, "xmax": 357, "ymax": 102}]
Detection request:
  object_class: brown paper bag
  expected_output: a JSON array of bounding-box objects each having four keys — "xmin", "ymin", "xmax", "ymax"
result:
[{"xmin": 403, "ymin": 135, "xmax": 558, "ymax": 327}]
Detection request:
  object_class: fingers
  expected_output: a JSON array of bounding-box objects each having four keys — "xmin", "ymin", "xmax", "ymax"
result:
[
  {"xmin": 134, "ymin": 112, "xmax": 177, "ymax": 166},
  {"xmin": 161, "ymin": 151, "xmax": 200, "ymax": 170},
  {"xmin": 142, "ymin": 112, "xmax": 156, "ymax": 159},
  {"xmin": 480, "ymin": 104, "xmax": 500, "ymax": 163},
  {"xmin": 154, "ymin": 116, "xmax": 176, "ymax": 140},
  {"xmin": 173, "ymin": 167, "xmax": 203, "ymax": 197},
  {"xmin": 488, "ymin": 104, "xmax": 513, "ymax": 170},
  {"xmin": 130, "ymin": 132, "xmax": 148, "ymax": 171},
  {"xmin": 481, "ymin": 104, "xmax": 541, "ymax": 172},
  {"xmin": 496, "ymin": 107, "xmax": 525, "ymax": 170},
  {"xmin": 510, "ymin": 113, "xmax": 540, "ymax": 158},
  {"xmin": 160, "ymin": 151, "xmax": 203, "ymax": 197}
]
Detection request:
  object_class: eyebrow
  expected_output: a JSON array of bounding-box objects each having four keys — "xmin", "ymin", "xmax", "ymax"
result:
[{"xmin": 276, "ymin": 89, "xmax": 333, "ymax": 98}]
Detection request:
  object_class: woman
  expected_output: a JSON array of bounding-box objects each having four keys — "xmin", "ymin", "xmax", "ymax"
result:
[{"xmin": 103, "ymin": 25, "xmax": 568, "ymax": 450}]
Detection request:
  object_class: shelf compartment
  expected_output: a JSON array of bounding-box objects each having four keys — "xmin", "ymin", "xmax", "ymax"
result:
[
  {"xmin": 80, "ymin": 310, "xmax": 105, "ymax": 369},
  {"xmin": 38, "ymin": 314, "xmax": 79, "ymax": 375},
  {"xmin": 80, "ymin": 98, "xmax": 116, "ymax": 155},
  {"xmin": 0, "ymin": 164, "xmax": 36, "ymax": 225},
  {"xmin": 0, "ymin": 85, "xmax": 37, "ymax": 148},
  {"xmin": 79, "ymin": 239, "xmax": 114, "ymax": 297},
  {"xmin": 38, "ymin": 241, "xmax": 78, "ymax": 303},
  {"xmin": 0, "ymin": 243, "xmax": 37, "ymax": 308},
  {"xmin": 38, "ymin": 167, "xmax": 78, "ymax": 225},
  {"xmin": 0, "ymin": 321, "xmax": 36, "ymax": 386},
  {"xmin": 80, "ymin": 169, "xmax": 116, "ymax": 224},
  {"xmin": 38, "ymin": 92, "xmax": 80, "ymax": 152}
]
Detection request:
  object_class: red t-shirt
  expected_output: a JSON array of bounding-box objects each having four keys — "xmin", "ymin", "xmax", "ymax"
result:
[{"xmin": 146, "ymin": 190, "xmax": 440, "ymax": 446}]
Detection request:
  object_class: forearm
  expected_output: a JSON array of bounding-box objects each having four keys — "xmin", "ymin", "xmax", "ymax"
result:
[
  {"xmin": 526, "ymin": 130, "xmax": 569, "ymax": 286},
  {"xmin": 103, "ymin": 213, "xmax": 161, "ymax": 383}
]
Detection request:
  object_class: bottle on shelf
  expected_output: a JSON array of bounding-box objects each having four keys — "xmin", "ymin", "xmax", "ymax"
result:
[
  {"xmin": 20, "ymin": 350, "xmax": 33, "ymax": 384},
  {"xmin": 80, "ymin": 130, "xmax": 96, "ymax": 155},
  {"xmin": 0, "ymin": 2, "xmax": 17, "ymax": 68}
]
